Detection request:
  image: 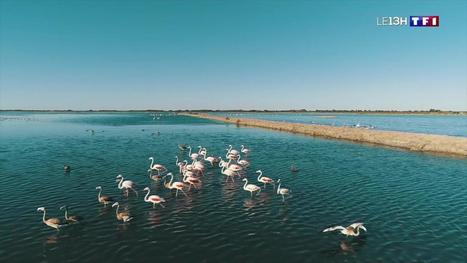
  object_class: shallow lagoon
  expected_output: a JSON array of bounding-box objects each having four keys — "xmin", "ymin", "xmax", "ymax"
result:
[{"xmin": 1, "ymin": 112, "xmax": 466, "ymax": 262}]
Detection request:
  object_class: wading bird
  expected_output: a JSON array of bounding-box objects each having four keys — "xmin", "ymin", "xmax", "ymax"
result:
[
  {"xmin": 276, "ymin": 179, "xmax": 290, "ymax": 202},
  {"xmin": 148, "ymin": 157, "xmax": 167, "ymax": 175},
  {"xmin": 323, "ymin": 223, "xmax": 367, "ymax": 237},
  {"xmin": 116, "ymin": 174, "xmax": 138, "ymax": 197},
  {"xmin": 242, "ymin": 178, "xmax": 261, "ymax": 197},
  {"xmin": 241, "ymin": 145, "xmax": 250, "ymax": 155},
  {"xmin": 37, "ymin": 207, "xmax": 67, "ymax": 230},
  {"xmin": 96, "ymin": 186, "xmax": 114, "ymax": 205},
  {"xmin": 163, "ymin": 173, "xmax": 188, "ymax": 197},
  {"xmin": 112, "ymin": 202, "xmax": 133, "ymax": 222},
  {"xmin": 143, "ymin": 187, "xmax": 166, "ymax": 208},
  {"xmin": 256, "ymin": 170, "xmax": 274, "ymax": 188},
  {"xmin": 60, "ymin": 206, "xmax": 83, "ymax": 223}
]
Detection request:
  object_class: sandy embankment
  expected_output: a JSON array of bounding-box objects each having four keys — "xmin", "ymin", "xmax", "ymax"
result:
[{"xmin": 181, "ymin": 112, "xmax": 467, "ymax": 157}]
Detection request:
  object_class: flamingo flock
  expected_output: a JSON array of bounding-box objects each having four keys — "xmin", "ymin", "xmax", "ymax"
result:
[{"xmin": 37, "ymin": 136, "xmax": 365, "ymax": 239}]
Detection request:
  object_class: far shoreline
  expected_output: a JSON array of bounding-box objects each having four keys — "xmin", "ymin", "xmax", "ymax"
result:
[{"xmin": 0, "ymin": 109, "xmax": 465, "ymax": 116}]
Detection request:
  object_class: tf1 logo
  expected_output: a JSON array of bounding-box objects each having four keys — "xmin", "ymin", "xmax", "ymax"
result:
[{"xmin": 376, "ymin": 16, "xmax": 439, "ymax": 27}]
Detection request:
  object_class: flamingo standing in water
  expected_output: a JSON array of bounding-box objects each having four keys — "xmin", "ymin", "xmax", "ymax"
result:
[
  {"xmin": 163, "ymin": 173, "xmax": 188, "ymax": 197},
  {"xmin": 60, "ymin": 206, "xmax": 83, "ymax": 223},
  {"xmin": 112, "ymin": 202, "xmax": 133, "ymax": 222},
  {"xmin": 143, "ymin": 187, "xmax": 166, "ymax": 208},
  {"xmin": 200, "ymin": 151, "xmax": 220, "ymax": 167},
  {"xmin": 187, "ymin": 146, "xmax": 199, "ymax": 160},
  {"xmin": 96, "ymin": 186, "xmax": 114, "ymax": 205},
  {"xmin": 256, "ymin": 170, "xmax": 275, "ymax": 188},
  {"xmin": 242, "ymin": 178, "xmax": 261, "ymax": 197},
  {"xmin": 241, "ymin": 145, "xmax": 250, "ymax": 155},
  {"xmin": 323, "ymin": 223, "xmax": 367, "ymax": 237},
  {"xmin": 148, "ymin": 157, "xmax": 167, "ymax": 175},
  {"xmin": 116, "ymin": 174, "xmax": 138, "ymax": 197},
  {"xmin": 276, "ymin": 179, "xmax": 290, "ymax": 202},
  {"xmin": 37, "ymin": 207, "xmax": 67, "ymax": 230},
  {"xmin": 237, "ymin": 155, "xmax": 250, "ymax": 168},
  {"xmin": 183, "ymin": 172, "xmax": 201, "ymax": 190},
  {"xmin": 226, "ymin": 145, "xmax": 240, "ymax": 157},
  {"xmin": 221, "ymin": 166, "xmax": 237, "ymax": 182}
]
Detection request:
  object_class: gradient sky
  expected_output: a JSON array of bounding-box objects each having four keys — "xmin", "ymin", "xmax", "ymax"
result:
[{"xmin": 1, "ymin": 0, "xmax": 466, "ymax": 110}]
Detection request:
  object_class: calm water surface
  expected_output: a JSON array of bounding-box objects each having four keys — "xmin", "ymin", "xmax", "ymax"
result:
[
  {"xmin": 213, "ymin": 112, "xmax": 467, "ymax": 137},
  {"xmin": 1, "ymin": 112, "xmax": 467, "ymax": 263}
]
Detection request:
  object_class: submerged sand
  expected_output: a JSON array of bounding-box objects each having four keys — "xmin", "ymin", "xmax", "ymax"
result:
[{"xmin": 182, "ymin": 112, "xmax": 467, "ymax": 157}]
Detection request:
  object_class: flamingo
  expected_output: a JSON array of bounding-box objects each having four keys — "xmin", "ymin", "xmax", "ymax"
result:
[
  {"xmin": 237, "ymin": 155, "xmax": 250, "ymax": 168},
  {"xmin": 111, "ymin": 202, "xmax": 133, "ymax": 222},
  {"xmin": 276, "ymin": 179, "xmax": 290, "ymax": 202},
  {"xmin": 116, "ymin": 174, "xmax": 138, "ymax": 197},
  {"xmin": 241, "ymin": 145, "xmax": 250, "ymax": 155},
  {"xmin": 187, "ymin": 146, "xmax": 199, "ymax": 160},
  {"xmin": 96, "ymin": 186, "xmax": 114, "ymax": 205},
  {"xmin": 219, "ymin": 158, "xmax": 229, "ymax": 168},
  {"xmin": 148, "ymin": 157, "xmax": 167, "ymax": 175},
  {"xmin": 256, "ymin": 170, "xmax": 274, "ymax": 188},
  {"xmin": 183, "ymin": 173, "xmax": 201, "ymax": 190},
  {"xmin": 242, "ymin": 178, "xmax": 261, "ymax": 197},
  {"xmin": 143, "ymin": 187, "xmax": 166, "ymax": 208},
  {"xmin": 37, "ymin": 207, "xmax": 67, "ymax": 230},
  {"xmin": 226, "ymin": 145, "xmax": 240, "ymax": 156},
  {"xmin": 221, "ymin": 166, "xmax": 237, "ymax": 182},
  {"xmin": 60, "ymin": 206, "xmax": 83, "ymax": 223},
  {"xmin": 323, "ymin": 223, "xmax": 367, "ymax": 237},
  {"xmin": 163, "ymin": 173, "xmax": 188, "ymax": 197},
  {"xmin": 197, "ymin": 145, "xmax": 207, "ymax": 156}
]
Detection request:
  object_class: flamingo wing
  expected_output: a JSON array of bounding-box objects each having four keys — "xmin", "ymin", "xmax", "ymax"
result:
[{"xmin": 323, "ymin": 226, "xmax": 345, "ymax": 232}]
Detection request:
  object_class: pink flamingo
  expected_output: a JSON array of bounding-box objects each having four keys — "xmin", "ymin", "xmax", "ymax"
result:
[
  {"xmin": 256, "ymin": 170, "xmax": 275, "ymax": 188},
  {"xmin": 237, "ymin": 155, "xmax": 250, "ymax": 168},
  {"xmin": 221, "ymin": 166, "xmax": 237, "ymax": 182},
  {"xmin": 276, "ymin": 179, "xmax": 290, "ymax": 202},
  {"xmin": 116, "ymin": 174, "xmax": 138, "ymax": 197},
  {"xmin": 164, "ymin": 173, "xmax": 187, "ymax": 197},
  {"xmin": 187, "ymin": 146, "xmax": 199, "ymax": 160},
  {"xmin": 143, "ymin": 187, "xmax": 166, "ymax": 208},
  {"xmin": 226, "ymin": 145, "xmax": 240, "ymax": 157},
  {"xmin": 183, "ymin": 173, "xmax": 201, "ymax": 190},
  {"xmin": 241, "ymin": 145, "xmax": 250, "ymax": 155},
  {"xmin": 242, "ymin": 178, "xmax": 261, "ymax": 197},
  {"xmin": 148, "ymin": 157, "xmax": 167, "ymax": 175}
]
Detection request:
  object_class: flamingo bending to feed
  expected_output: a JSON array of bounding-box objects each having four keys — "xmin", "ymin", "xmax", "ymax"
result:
[
  {"xmin": 60, "ymin": 206, "xmax": 83, "ymax": 223},
  {"xmin": 112, "ymin": 202, "xmax": 133, "ymax": 222},
  {"xmin": 183, "ymin": 173, "xmax": 201, "ymax": 190},
  {"xmin": 256, "ymin": 170, "xmax": 274, "ymax": 188},
  {"xmin": 276, "ymin": 179, "xmax": 290, "ymax": 202},
  {"xmin": 37, "ymin": 207, "xmax": 67, "ymax": 230},
  {"xmin": 148, "ymin": 157, "xmax": 167, "ymax": 175},
  {"xmin": 323, "ymin": 223, "xmax": 367, "ymax": 237},
  {"xmin": 96, "ymin": 186, "xmax": 114, "ymax": 205},
  {"xmin": 241, "ymin": 145, "xmax": 250, "ymax": 155},
  {"xmin": 143, "ymin": 187, "xmax": 166, "ymax": 208},
  {"xmin": 242, "ymin": 178, "xmax": 261, "ymax": 197},
  {"xmin": 164, "ymin": 173, "xmax": 188, "ymax": 197},
  {"xmin": 116, "ymin": 174, "xmax": 138, "ymax": 197}
]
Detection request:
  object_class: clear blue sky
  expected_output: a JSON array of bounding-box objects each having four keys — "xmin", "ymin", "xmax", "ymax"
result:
[{"xmin": 1, "ymin": 0, "xmax": 466, "ymax": 110}]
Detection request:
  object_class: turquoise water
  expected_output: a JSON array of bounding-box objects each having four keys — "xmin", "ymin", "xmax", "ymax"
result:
[
  {"xmin": 213, "ymin": 112, "xmax": 467, "ymax": 137},
  {"xmin": 1, "ymin": 112, "xmax": 467, "ymax": 262}
]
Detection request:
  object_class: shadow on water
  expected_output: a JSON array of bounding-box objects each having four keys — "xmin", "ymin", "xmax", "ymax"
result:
[{"xmin": 320, "ymin": 235, "xmax": 368, "ymax": 257}]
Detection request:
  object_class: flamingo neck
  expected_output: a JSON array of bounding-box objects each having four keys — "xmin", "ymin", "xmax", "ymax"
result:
[
  {"xmin": 188, "ymin": 147, "xmax": 192, "ymax": 156},
  {"xmin": 175, "ymin": 156, "xmax": 179, "ymax": 165},
  {"xmin": 144, "ymin": 189, "xmax": 150, "ymax": 202},
  {"xmin": 118, "ymin": 178, "xmax": 123, "ymax": 189},
  {"xmin": 115, "ymin": 204, "xmax": 120, "ymax": 216},
  {"xmin": 149, "ymin": 158, "xmax": 154, "ymax": 168},
  {"xmin": 277, "ymin": 183, "xmax": 281, "ymax": 194},
  {"xmin": 42, "ymin": 209, "xmax": 46, "ymax": 223},
  {"xmin": 64, "ymin": 208, "xmax": 69, "ymax": 220},
  {"xmin": 257, "ymin": 171, "xmax": 262, "ymax": 181},
  {"xmin": 97, "ymin": 188, "xmax": 102, "ymax": 201},
  {"xmin": 243, "ymin": 179, "xmax": 248, "ymax": 190}
]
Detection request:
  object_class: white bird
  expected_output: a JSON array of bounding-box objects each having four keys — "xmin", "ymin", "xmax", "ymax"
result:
[
  {"xmin": 163, "ymin": 173, "xmax": 188, "ymax": 197},
  {"xmin": 242, "ymin": 178, "xmax": 261, "ymax": 197},
  {"xmin": 37, "ymin": 207, "xmax": 67, "ymax": 230},
  {"xmin": 96, "ymin": 186, "xmax": 114, "ymax": 205},
  {"xmin": 323, "ymin": 223, "xmax": 367, "ymax": 237},
  {"xmin": 276, "ymin": 179, "xmax": 290, "ymax": 202},
  {"xmin": 148, "ymin": 157, "xmax": 167, "ymax": 175},
  {"xmin": 116, "ymin": 174, "xmax": 138, "ymax": 197},
  {"xmin": 256, "ymin": 170, "xmax": 274, "ymax": 188},
  {"xmin": 241, "ymin": 145, "xmax": 250, "ymax": 155},
  {"xmin": 143, "ymin": 187, "xmax": 166, "ymax": 208}
]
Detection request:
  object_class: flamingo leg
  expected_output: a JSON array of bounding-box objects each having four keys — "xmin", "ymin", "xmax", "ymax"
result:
[
  {"xmin": 230, "ymin": 176, "xmax": 234, "ymax": 182},
  {"xmin": 250, "ymin": 191, "xmax": 253, "ymax": 198},
  {"xmin": 181, "ymin": 189, "xmax": 188, "ymax": 197},
  {"xmin": 159, "ymin": 203, "xmax": 165, "ymax": 208},
  {"xmin": 132, "ymin": 188, "xmax": 139, "ymax": 197},
  {"xmin": 282, "ymin": 194, "xmax": 285, "ymax": 202},
  {"xmin": 153, "ymin": 203, "xmax": 155, "ymax": 208},
  {"xmin": 175, "ymin": 189, "xmax": 179, "ymax": 197}
]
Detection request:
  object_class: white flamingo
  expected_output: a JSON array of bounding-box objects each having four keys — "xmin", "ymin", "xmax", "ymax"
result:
[
  {"xmin": 276, "ymin": 179, "xmax": 290, "ymax": 202},
  {"xmin": 148, "ymin": 157, "xmax": 167, "ymax": 175},
  {"xmin": 187, "ymin": 146, "xmax": 199, "ymax": 160},
  {"xmin": 112, "ymin": 202, "xmax": 133, "ymax": 222},
  {"xmin": 163, "ymin": 173, "xmax": 188, "ymax": 197},
  {"xmin": 226, "ymin": 145, "xmax": 239, "ymax": 157},
  {"xmin": 60, "ymin": 206, "xmax": 83, "ymax": 223},
  {"xmin": 323, "ymin": 223, "xmax": 367, "ymax": 237},
  {"xmin": 143, "ymin": 187, "xmax": 166, "ymax": 208},
  {"xmin": 256, "ymin": 170, "xmax": 274, "ymax": 188},
  {"xmin": 221, "ymin": 166, "xmax": 237, "ymax": 182},
  {"xmin": 183, "ymin": 173, "xmax": 201, "ymax": 190},
  {"xmin": 237, "ymin": 154, "xmax": 250, "ymax": 168},
  {"xmin": 37, "ymin": 207, "xmax": 67, "ymax": 230},
  {"xmin": 116, "ymin": 174, "xmax": 138, "ymax": 197},
  {"xmin": 242, "ymin": 178, "xmax": 261, "ymax": 197},
  {"xmin": 96, "ymin": 186, "xmax": 114, "ymax": 205}
]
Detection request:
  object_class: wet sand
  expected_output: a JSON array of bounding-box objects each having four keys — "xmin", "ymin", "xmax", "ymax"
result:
[{"xmin": 182, "ymin": 112, "xmax": 467, "ymax": 157}]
